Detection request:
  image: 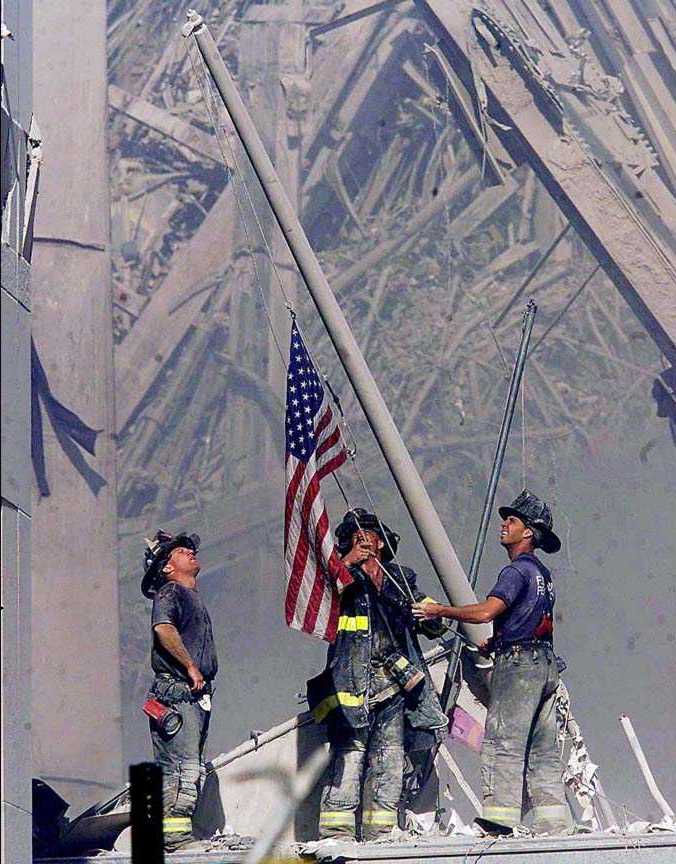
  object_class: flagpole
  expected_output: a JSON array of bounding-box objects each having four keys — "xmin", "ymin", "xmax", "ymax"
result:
[{"xmin": 183, "ymin": 11, "xmax": 491, "ymax": 646}]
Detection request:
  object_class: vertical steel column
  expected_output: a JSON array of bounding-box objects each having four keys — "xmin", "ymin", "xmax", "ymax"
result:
[{"xmin": 183, "ymin": 11, "xmax": 491, "ymax": 645}]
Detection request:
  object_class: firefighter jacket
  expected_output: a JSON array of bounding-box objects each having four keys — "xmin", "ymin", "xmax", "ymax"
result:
[{"xmin": 307, "ymin": 562, "xmax": 449, "ymax": 747}]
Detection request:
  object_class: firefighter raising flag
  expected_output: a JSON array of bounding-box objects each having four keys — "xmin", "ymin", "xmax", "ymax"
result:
[{"xmin": 284, "ymin": 319, "xmax": 353, "ymax": 641}]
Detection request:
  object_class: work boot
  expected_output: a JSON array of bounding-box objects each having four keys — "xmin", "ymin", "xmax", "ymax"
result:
[{"xmin": 165, "ymin": 836, "xmax": 212, "ymax": 853}]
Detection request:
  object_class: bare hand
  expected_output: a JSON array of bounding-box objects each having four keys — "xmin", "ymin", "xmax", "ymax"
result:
[
  {"xmin": 478, "ymin": 638, "xmax": 494, "ymax": 655},
  {"xmin": 342, "ymin": 539, "xmax": 374, "ymax": 566},
  {"xmin": 412, "ymin": 601, "xmax": 447, "ymax": 620},
  {"xmin": 187, "ymin": 663, "xmax": 205, "ymax": 692}
]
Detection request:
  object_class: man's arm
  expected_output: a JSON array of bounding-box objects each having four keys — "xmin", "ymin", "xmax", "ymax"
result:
[
  {"xmin": 412, "ymin": 596, "xmax": 507, "ymax": 624},
  {"xmin": 153, "ymin": 623, "xmax": 204, "ymax": 691},
  {"xmin": 401, "ymin": 568, "xmax": 448, "ymax": 638}
]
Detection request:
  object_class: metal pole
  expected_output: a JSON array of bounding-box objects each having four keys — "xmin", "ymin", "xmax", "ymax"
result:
[
  {"xmin": 440, "ymin": 300, "xmax": 536, "ymax": 711},
  {"xmin": 183, "ymin": 11, "xmax": 491, "ymax": 645},
  {"xmin": 467, "ymin": 299, "xmax": 537, "ymax": 588},
  {"xmin": 619, "ymin": 714, "xmax": 675, "ymax": 820}
]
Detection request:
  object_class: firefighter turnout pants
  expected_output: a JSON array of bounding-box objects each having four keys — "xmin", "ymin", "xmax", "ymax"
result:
[
  {"xmin": 320, "ymin": 695, "xmax": 405, "ymax": 841},
  {"xmin": 480, "ymin": 644, "xmax": 571, "ymax": 834},
  {"xmin": 149, "ymin": 682, "xmax": 211, "ymax": 850}
]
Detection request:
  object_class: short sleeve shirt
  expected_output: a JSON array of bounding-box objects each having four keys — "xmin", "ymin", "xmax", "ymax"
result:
[
  {"xmin": 151, "ymin": 582, "xmax": 218, "ymax": 681},
  {"xmin": 487, "ymin": 553, "xmax": 555, "ymax": 645}
]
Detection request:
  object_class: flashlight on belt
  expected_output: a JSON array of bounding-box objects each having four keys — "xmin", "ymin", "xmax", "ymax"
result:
[{"xmin": 143, "ymin": 698, "xmax": 183, "ymax": 738}]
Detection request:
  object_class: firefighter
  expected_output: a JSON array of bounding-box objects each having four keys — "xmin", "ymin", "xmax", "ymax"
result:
[
  {"xmin": 141, "ymin": 530, "xmax": 218, "ymax": 853},
  {"xmin": 413, "ymin": 490, "xmax": 572, "ymax": 835},
  {"xmin": 308, "ymin": 508, "xmax": 449, "ymax": 842}
]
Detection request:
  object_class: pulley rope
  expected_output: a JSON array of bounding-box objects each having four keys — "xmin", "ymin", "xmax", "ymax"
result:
[{"xmin": 187, "ymin": 38, "xmax": 416, "ymax": 601}]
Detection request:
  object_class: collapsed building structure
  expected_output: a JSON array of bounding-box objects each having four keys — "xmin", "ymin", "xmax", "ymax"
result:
[{"xmin": 3, "ymin": 0, "xmax": 675, "ymax": 862}]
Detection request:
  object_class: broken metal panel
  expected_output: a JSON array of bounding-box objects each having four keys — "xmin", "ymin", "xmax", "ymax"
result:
[
  {"xmin": 1, "ymin": 3, "xmax": 34, "ymax": 863},
  {"xmin": 108, "ymin": 83, "xmax": 225, "ymax": 164},
  {"xmin": 114, "ymin": 186, "xmax": 236, "ymax": 433},
  {"xmin": 416, "ymin": 0, "xmax": 676, "ymax": 362}
]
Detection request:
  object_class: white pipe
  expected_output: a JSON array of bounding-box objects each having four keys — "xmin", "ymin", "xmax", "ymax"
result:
[{"xmin": 619, "ymin": 714, "xmax": 674, "ymax": 820}]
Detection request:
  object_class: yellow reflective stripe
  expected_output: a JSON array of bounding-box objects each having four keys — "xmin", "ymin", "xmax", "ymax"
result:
[
  {"xmin": 362, "ymin": 809, "xmax": 397, "ymax": 826},
  {"xmin": 163, "ymin": 816, "xmax": 192, "ymax": 833},
  {"xmin": 529, "ymin": 805, "xmax": 569, "ymax": 816},
  {"xmin": 319, "ymin": 811, "xmax": 356, "ymax": 825},
  {"xmin": 312, "ymin": 691, "xmax": 365, "ymax": 723},
  {"xmin": 394, "ymin": 655, "xmax": 409, "ymax": 670},
  {"xmin": 482, "ymin": 805, "xmax": 520, "ymax": 826},
  {"xmin": 529, "ymin": 804, "xmax": 571, "ymax": 826},
  {"xmin": 337, "ymin": 615, "xmax": 369, "ymax": 632}
]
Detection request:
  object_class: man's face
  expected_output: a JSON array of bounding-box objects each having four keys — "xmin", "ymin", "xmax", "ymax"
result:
[
  {"xmin": 499, "ymin": 515, "xmax": 530, "ymax": 547},
  {"xmin": 164, "ymin": 545, "xmax": 201, "ymax": 579},
  {"xmin": 352, "ymin": 528, "xmax": 383, "ymax": 556}
]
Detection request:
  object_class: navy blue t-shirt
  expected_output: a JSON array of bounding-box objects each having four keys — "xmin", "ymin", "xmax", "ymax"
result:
[{"xmin": 487, "ymin": 553, "xmax": 555, "ymax": 645}]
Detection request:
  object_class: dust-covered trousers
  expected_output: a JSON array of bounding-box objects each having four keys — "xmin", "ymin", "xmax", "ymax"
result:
[
  {"xmin": 320, "ymin": 695, "xmax": 405, "ymax": 841},
  {"xmin": 149, "ymin": 676, "xmax": 211, "ymax": 848},
  {"xmin": 480, "ymin": 644, "xmax": 571, "ymax": 833}
]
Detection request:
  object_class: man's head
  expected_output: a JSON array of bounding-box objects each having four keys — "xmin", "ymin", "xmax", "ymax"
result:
[
  {"xmin": 162, "ymin": 544, "xmax": 201, "ymax": 582},
  {"xmin": 498, "ymin": 490, "xmax": 561, "ymax": 555},
  {"xmin": 352, "ymin": 528, "xmax": 385, "ymax": 559},
  {"xmin": 141, "ymin": 530, "xmax": 201, "ymax": 597},
  {"xmin": 499, "ymin": 513, "xmax": 539, "ymax": 553},
  {"xmin": 335, "ymin": 508, "xmax": 400, "ymax": 562}
]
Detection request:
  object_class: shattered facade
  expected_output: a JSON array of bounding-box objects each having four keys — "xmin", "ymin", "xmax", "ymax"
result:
[{"xmin": 1, "ymin": 1, "xmax": 34, "ymax": 862}]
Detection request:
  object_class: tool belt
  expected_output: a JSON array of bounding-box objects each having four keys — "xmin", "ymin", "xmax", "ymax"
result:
[{"xmin": 150, "ymin": 673, "xmax": 213, "ymax": 705}]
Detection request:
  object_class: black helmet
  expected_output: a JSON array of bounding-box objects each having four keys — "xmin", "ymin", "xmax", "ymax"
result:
[
  {"xmin": 141, "ymin": 530, "xmax": 201, "ymax": 598},
  {"xmin": 498, "ymin": 489, "xmax": 561, "ymax": 554},
  {"xmin": 335, "ymin": 508, "xmax": 400, "ymax": 562}
]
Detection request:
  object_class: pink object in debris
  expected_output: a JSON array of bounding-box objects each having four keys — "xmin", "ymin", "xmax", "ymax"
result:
[{"xmin": 449, "ymin": 705, "xmax": 484, "ymax": 752}]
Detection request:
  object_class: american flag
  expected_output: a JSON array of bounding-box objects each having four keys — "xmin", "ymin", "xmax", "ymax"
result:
[{"xmin": 284, "ymin": 320, "xmax": 352, "ymax": 641}]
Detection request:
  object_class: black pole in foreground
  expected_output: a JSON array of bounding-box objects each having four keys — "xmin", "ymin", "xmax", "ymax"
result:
[{"xmin": 130, "ymin": 762, "xmax": 164, "ymax": 864}]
